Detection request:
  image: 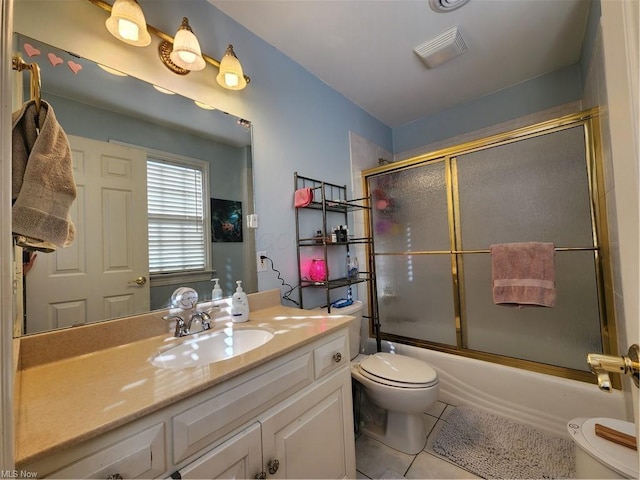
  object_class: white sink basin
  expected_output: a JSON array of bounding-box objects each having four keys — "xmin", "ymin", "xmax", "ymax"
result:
[{"xmin": 151, "ymin": 327, "xmax": 275, "ymax": 369}]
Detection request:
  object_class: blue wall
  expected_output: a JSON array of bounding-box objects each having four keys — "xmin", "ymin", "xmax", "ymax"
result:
[
  {"xmin": 392, "ymin": 65, "xmax": 583, "ymax": 153},
  {"xmin": 134, "ymin": 1, "xmax": 393, "ymax": 296}
]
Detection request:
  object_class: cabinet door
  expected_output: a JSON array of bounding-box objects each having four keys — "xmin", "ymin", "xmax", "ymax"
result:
[
  {"xmin": 260, "ymin": 368, "xmax": 355, "ymax": 479},
  {"xmin": 178, "ymin": 423, "xmax": 263, "ymax": 480}
]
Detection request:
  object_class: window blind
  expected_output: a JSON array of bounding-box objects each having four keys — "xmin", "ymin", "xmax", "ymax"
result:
[{"xmin": 147, "ymin": 159, "xmax": 206, "ymax": 273}]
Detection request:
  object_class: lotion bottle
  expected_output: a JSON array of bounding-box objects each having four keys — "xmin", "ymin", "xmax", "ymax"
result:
[
  {"xmin": 231, "ymin": 280, "xmax": 250, "ymax": 322},
  {"xmin": 211, "ymin": 278, "xmax": 223, "ymax": 300}
]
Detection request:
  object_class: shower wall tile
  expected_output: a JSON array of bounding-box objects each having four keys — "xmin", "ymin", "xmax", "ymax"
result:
[{"xmin": 349, "ymin": 131, "xmax": 391, "ymax": 306}]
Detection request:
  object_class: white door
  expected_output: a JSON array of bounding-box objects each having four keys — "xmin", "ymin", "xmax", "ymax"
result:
[{"xmin": 25, "ymin": 136, "xmax": 149, "ymax": 333}]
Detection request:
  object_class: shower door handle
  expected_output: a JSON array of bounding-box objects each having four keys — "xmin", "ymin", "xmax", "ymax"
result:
[{"xmin": 587, "ymin": 344, "xmax": 639, "ymax": 392}]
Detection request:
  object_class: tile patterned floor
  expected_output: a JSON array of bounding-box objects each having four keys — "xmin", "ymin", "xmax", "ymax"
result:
[{"xmin": 355, "ymin": 401, "xmax": 482, "ymax": 480}]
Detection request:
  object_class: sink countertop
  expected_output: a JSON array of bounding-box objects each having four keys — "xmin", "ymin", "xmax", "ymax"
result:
[{"xmin": 14, "ymin": 292, "xmax": 356, "ymax": 467}]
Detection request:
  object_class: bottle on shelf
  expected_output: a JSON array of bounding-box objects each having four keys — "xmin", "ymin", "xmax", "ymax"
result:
[
  {"xmin": 346, "ymin": 252, "xmax": 359, "ymax": 279},
  {"xmin": 337, "ymin": 225, "xmax": 347, "ymax": 242}
]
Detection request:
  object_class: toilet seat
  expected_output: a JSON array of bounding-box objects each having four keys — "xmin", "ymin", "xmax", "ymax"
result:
[
  {"xmin": 568, "ymin": 417, "xmax": 638, "ymax": 479},
  {"xmin": 357, "ymin": 352, "xmax": 438, "ymax": 388}
]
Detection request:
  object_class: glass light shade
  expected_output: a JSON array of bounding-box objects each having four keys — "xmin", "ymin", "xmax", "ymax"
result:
[
  {"xmin": 97, "ymin": 64, "xmax": 128, "ymax": 77},
  {"xmin": 169, "ymin": 18, "xmax": 206, "ymax": 71},
  {"xmin": 216, "ymin": 45, "xmax": 248, "ymax": 90},
  {"xmin": 194, "ymin": 100, "xmax": 216, "ymax": 110},
  {"xmin": 309, "ymin": 259, "xmax": 328, "ymax": 282},
  {"xmin": 152, "ymin": 85, "xmax": 175, "ymax": 94},
  {"xmin": 105, "ymin": 0, "xmax": 151, "ymax": 47}
]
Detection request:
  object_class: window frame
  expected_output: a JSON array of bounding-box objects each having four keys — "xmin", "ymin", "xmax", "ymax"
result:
[{"xmin": 112, "ymin": 142, "xmax": 212, "ymax": 286}]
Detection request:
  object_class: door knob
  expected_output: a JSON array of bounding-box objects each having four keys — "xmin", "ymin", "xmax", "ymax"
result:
[
  {"xmin": 128, "ymin": 276, "xmax": 147, "ymax": 286},
  {"xmin": 587, "ymin": 344, "xmax": 639, "ymax": 392},
  {"xmin": 268, "ymin": 459, "xmax": 280, "ymax": 475}
]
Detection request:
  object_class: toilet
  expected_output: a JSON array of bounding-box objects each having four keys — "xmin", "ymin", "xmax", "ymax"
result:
[
  {"xmin": 317, "ymin": 300, "xmax": 439, "ymax": 454},
  {"xmin": 567, "ymin": 417, "xmax": 638, "ymax": 479}
]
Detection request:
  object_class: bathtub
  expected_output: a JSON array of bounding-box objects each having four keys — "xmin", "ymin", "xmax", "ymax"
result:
[{"xmin": 365, "ymin": 339, "xmax": 628, "ymax": 438}]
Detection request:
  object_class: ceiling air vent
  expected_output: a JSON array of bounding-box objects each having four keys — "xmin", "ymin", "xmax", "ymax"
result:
[
  {"xmin": 429, "ymin": 0, "xmax": 471, "ymax": 13},
  {"xmin": 414, "ymin": 26, "xmax": 467, "ymax": 69}
]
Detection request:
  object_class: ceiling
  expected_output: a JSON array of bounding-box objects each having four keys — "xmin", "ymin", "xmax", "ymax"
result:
[{"xmin": 210, "ymin": 0, "xmax": 591, "ymax": 128}]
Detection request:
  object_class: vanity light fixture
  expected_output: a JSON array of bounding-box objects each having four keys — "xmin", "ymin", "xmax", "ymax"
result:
[
  {"xmin": 160, "ymin": 17, "xmax": 206, "ymax": 74},
  {"xmin": 89, "ymin": 0, "xmax": 250, "ymax": 90},
  {"xmin": 217, "ymin": 45, "xmax": 247, "ymax": 90},
  {"xmin": 105, "ymin": 0, "xmax": 151, "ymax": 47}
]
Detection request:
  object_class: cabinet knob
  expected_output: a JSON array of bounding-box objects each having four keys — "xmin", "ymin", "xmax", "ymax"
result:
[
  {"xmin": 333, "ymin": 352, "xmax": 342, "ymax": 363},
  {"xmin": 255, "ymin": 472, "xmax": 267, "ymax": 479},
  {"xmin": 268, "ymin": 459, "xmax": 280, "ymax": 475}
]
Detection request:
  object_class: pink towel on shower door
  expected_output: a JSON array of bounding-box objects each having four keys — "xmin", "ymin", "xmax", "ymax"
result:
[{"xmin": 490, "ymin": 242, "xmax": 556, "ymax": 307}]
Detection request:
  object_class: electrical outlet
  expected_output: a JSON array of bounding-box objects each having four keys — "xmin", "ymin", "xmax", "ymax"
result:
[{"xmin": 257, "ymin": 251, "xmax": 267, "ymax": 272}]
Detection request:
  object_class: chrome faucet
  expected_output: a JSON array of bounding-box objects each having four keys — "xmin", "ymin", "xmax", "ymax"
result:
[
  {"xmin": 163, "ymin": 314, "xmax": 188, "ymax": 337},
  {"xmin": 187, "ymin": 310, "xmax": 212, "ymax": 333},
  {"xmin": 163, "ymin": 307, "xmax": 218, "ymax": 338},
  {"xmin": 587, "ymin": 344, "xmax": 639, "ymax": 392}
]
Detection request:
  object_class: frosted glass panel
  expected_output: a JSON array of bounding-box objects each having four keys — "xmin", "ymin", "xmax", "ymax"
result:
[
  {"xmin": 367, "ymin": 122, "xmax": 605, "ymax": 374},
  {"xmin": 462, "ymin": 251, "xmax": 602, "ymax": 370},
  {"xmin": 368, "ymin": 161, "xmax": 449, "ymax": 253},
  {"xmin": 376, "ymin": 254, "xmax": 456, "ymax": 346},
  {"xmin": 456, "ymin": 126, "xmax": 593, "ymax": 248}
]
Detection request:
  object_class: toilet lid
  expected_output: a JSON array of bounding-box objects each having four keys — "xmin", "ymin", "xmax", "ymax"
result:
[
  {"xmin": 358, "ymin": 352, "xmax": 438, "ymax": 388},
  {"xmin": 568, "ymin": 417, "xmax": 638, "ymax": 479}
]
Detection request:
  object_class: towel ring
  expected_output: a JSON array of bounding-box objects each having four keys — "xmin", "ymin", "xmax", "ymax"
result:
[{"xmin": 12, "ymin": 55, "xmax": 42, "ymax": 115}]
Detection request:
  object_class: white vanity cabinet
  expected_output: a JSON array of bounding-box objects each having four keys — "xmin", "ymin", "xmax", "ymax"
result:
[
  {"xmin": 177, "ymin": 367, "xmax": 352, "ymax": 480},
  {"xmin": 22, "ymin": 327, "xmax": 355, "ymax": 479},
  {"xmin": 173, "ymin": 329, "xmax": 354, "ymax": 479}
]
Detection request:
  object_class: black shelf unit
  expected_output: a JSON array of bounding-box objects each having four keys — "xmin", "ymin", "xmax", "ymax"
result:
[{"xmin": 294, "ymin": 172, "xmax": 373, "ymax": 311}]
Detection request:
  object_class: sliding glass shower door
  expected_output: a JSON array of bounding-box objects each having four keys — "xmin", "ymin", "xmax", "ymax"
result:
[
  {"xmin": 366, "ymin": 113, "xmax": 610, "ymax": 379},
  {"xmin": 369, "ymin": 162, "xmax": 456, "ymax": 346}
]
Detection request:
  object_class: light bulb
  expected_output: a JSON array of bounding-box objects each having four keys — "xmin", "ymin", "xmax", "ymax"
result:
[
  {"xmin": 178, "ymin": 51, "xmax": 197, "ymax": 64},
  {"xmin": 117, "ymin": 18, "xmax": 139, "ymax": 41},
  {"xmin": 224, "ymin": 72, "xmax": 239, "ymax": 88}
]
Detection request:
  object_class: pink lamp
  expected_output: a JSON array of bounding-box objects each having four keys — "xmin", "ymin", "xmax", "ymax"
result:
[{"xmin": 309, "ymin": 259, "xmax": 328, "ymax": 282}]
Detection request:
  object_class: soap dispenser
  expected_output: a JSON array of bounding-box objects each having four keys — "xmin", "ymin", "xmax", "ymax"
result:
[
  {"xmin": 231, "ymin": 280, "xmax": 250, "ymax": 323},
  {"xmin": 211, "ymin": 278, "xmax": 223, "ymax": 301}
]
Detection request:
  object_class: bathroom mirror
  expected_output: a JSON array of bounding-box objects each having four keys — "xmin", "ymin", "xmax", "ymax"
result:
[{"xmin": 13, "ymin": 33, "xmax": 257, "ymax": 336}]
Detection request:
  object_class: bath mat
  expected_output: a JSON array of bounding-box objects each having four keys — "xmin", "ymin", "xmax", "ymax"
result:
[{"xmin": 432, "ymin": 405, "xmax": 575, "ymax": 479}]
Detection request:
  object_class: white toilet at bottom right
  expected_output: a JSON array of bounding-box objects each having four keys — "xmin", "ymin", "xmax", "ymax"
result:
[{"xmin": 568, "ymin": 417, "xmax": 638, "ymax": 479}]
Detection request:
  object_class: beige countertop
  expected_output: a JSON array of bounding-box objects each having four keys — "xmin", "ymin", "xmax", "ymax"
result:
[{"xmin": 14, "ymin": 290, "xmax": 355, "ymax": 467}]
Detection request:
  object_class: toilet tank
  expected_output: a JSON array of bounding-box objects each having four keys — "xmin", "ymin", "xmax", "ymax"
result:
[{"xmin": 313, "ymin": 301, "xmax": 363, "ymax": 360}]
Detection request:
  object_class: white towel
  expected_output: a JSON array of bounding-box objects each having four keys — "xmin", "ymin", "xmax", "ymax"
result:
[{"xmin": 12, "ymin": 100, "xmax": 76, "ymax": 248}]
